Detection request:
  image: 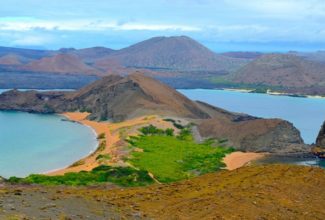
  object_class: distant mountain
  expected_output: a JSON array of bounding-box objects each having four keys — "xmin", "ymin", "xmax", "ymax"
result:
[
  {"xmin": 21, "ymin": 54, "xmax": 103, "ymax": 75},
  {"xmin": 231, "ymin": 54, "xmax": 325, "ymax": 88},
  {"xmin": 0, "ymin": 46, "xmax": 54, "ymax": 60},
  {"xmin": 95, "ymin": 36, "xmax": 248, "ymax": 72},
  {"xmin": 221, "ymin": 52, "xmax": 263, "ymax": 59},
  {"xmin": 0, "ymin": 54, "xmax": 22, "ymax": 65},
  {"xmin": 63, "ymin": 47, "xmax": 115, "ymax": 64}
]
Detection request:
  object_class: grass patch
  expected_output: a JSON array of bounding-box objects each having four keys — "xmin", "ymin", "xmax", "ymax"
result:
[
  {"xmin": 96, "ymin": 154, "xmax": 111, "ymax": 161},
  {"xmin": 163, "ymin": 118, "xmax": 184, "ymax": 129},
  {"xmin": 8, "ymin": 165, "xmax": 154, "ymax": 187},
  {"xmin": 97, "ymin": 133, "xmax": 105, "ymax": 139},
  {"xmin": 70, "ymin": 159, "xmax": 85, "ymax": 167},
  {"xmin": 128, "ymin": 126, "xmax": 234, "ymax": 183}
]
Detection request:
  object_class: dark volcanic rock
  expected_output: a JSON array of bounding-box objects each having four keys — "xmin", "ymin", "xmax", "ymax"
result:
[
  {"xmin": 195, "ymin": 101, "xmax": 309, "ymax": 153},
  {"xmin": 313, "ymin": 121, "xmax": 325, "ymax": 158},
  {"xmin": 316, "ymin": 121, "xmax": 325, "ymax": 147}
]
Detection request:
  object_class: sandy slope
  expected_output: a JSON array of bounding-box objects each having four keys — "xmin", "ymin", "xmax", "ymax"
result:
[{"xmin": 223, "ymin": 152, "xmax": 265, "ymax": 170}]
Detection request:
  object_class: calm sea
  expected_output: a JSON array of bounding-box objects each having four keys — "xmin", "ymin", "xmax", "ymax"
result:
[
  {"xmin": 0, "ymin": 111, "xmax": 97, "ymax": 178},
  {"xmin": 179, "ymin": 89, "xmax": 325, "ymax": 144},
  {"xmin": 179, "ymin": 89, "xmax": 325, "ymax": 168}
]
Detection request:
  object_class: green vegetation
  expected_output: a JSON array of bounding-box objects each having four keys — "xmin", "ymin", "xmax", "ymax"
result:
[
  {"xmin": 139, "ymin": 124, "xmax": 174, "ymax": 136},
  {"xmin": 96, "ymin": 154, "xmax": 111, "ymax": 161},
  {"xmin": 8, "ymin": 165, "xmax": 154, "ymax": 187},
  {"xmin": 163, "ymin": 118, "xmax": 185, "ymax": 129},
  {"xmin": 70, "ymin": 159, "xmax": 85, "ymax": 167},
  {"xmin": 128, "ymin": 125, "xmax": 233, "ymax": 183},
  {"xmin": 8, "ymin": 125, "xmax": 232, "ymax": 187},
  {"xmin": 250, "ymin": 88, "xmax": 268, "ymax": 93},
  {"xmin": 97, "ymin": 133, "xmax": 106, "ymax": 139},
  {"xmin": 209, "ymin": 76, "xmax": 285, "ymax": 92}
]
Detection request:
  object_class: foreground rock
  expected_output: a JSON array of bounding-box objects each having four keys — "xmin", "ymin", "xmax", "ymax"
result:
[
  {"xmin": 312, "ymin": 121, "xmax": 325, "ymax": 158},
  {"xmin": 0, "ymin": 72, "xmax": 309, "ymax": 153},
  {"xmin": 0, "ymin": 165, "xmax": 324, "ymax": 219}
]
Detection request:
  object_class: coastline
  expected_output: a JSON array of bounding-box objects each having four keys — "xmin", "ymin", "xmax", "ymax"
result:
[
  {"xmin": 46, "ymin": 112, "xmax": 267, "ymax": 176},
  {"xmin": 42, "ymin": 115, "xmax": 99, "ymax": 175},
  {"xmin": 46, "ymin": 112, "xmax": 173, "ymax": 176},
  {"xmin": 223, "ymin": 152, "xmax": 266, "ymax": 170},
  {"xmin": 218, "ymin": 88, "xmax": 325, "ymax": 99},
  {"xmin": 47, "ymin": 112, "xmax": 114, "ymax": 175}
]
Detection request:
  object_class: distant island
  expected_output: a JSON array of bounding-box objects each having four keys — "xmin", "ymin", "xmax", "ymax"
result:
[{"xmin": 1, "ymin": 36, "xmax": 325, "ymax": 96}]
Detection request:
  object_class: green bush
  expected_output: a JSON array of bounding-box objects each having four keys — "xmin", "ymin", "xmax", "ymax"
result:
[
  {"xmin": 97, "ymin": 133, "xmax": 105, "ymax": 139},
  {"xmin": 8, "ymin": 165, "xmax": 154, "ymax": 187},
  {"xmin": 128, "ymin": 132, "xmax": 234, "ymax": 183}
]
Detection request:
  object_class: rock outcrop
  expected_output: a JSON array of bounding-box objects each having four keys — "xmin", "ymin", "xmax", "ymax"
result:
[
  {"xmin": 0, "ymin": 73, "xmax": 309, "ymax": 153},
  {"xmin": 312, "ymin": 121, "xmax": 325, "ymax": 158}
]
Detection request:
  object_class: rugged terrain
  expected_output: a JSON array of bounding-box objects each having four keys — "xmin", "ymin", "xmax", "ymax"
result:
[
  {"xmin": 0, "ymin": 73, "xmax": 309, "ymax": 153},
  {"xmin": 1, "ymin": 164, "xmax": 324, "ymax": 219},
  {"xmin": 1, "ymin": 36, "xmax": 325, "ymax": 95},
  {"xmin": 312, "ymin": 121, "xmax": 325, "ymax": 158},
  {"xmin": 229, "ymin": 53, "xmax": 325, "ymax": 95}
]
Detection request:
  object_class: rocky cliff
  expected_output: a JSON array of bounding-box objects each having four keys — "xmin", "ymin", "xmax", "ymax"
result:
[{"xmin": 313, "ymin": 121, "xmax": 325, "ymax": 158}]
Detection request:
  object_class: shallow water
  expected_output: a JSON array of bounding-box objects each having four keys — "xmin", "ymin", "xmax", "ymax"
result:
[
  {"xmin": 255, "ymin": 155, "xmax": 325, "ymax": 168},
  {"xmin": 179, "ymin": 89, "xmax": 325, "ymax": 144},
  {"xmin": 0, "ymin": 111, "xmax": 97, "ymax": 178}
]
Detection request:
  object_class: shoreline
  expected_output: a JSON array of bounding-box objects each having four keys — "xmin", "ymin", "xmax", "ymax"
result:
[
  {"xmin": 47, "ymin": 112, "xmax": 114, "ymax": 176},
  {"xmin": 45, "ymin": 112, "xmax": 267, "ymax": 176},
  {"xmin": 42, "ymin": 116, "xmax": 99, "ymax": 175},
  {"xmin": 223, "ymin": 152, "xmax": 266, "ymax": 170},
  {"xmin": 214, "ymin": 88, "xmax": 325, "ymax": 99}
]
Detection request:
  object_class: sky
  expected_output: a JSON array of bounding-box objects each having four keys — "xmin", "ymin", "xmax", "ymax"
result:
[{"xmin": 1, "ymin": 0, "xmax": 325, "ymax": 52}]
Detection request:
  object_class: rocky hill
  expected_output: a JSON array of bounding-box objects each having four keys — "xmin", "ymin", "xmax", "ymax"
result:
[
  {"xmin": 21, "ymin": 54, "xmax": 103, "ymax": 75},
  {"xmin": 64, "ymin": 47, "xmax": 115, "ymax": 64},
  {"xmin": 230, "ymin": 54, "xmax": 325, "ymax": 93},
  {"xmin": 313, "ymin": 121, "xmax": 325, "ymax": 158},
  {"xmin": 95, "ymin": 36, "xmax": 247, "ymax": 72},
  {"xmin": 0, "ymin": 54, "xmax": 23, "ymax": 65},
  {"xmin": 0, "ymin": 73, "xmax": 309, "ymax": 153},
  {"xmin": 0, "ymin": 164, "xmax": 324, "ymax": 219}
]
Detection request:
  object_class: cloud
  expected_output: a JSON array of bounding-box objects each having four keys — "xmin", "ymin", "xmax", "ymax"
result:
[
  {"xmin": 12, "ymin": 35, "xmax": 52, "ymax": 46},
  {"xmin": 0, "ymin": 17, "xmax": 200, "ymax": 32}
]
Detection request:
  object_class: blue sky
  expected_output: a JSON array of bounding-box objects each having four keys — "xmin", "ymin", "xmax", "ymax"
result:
[{"xmin": 1, "ymin": 0, "xmax": 325, "ymax": 52}]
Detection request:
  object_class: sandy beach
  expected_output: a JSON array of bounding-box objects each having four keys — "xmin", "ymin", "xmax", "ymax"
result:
[
  {"xmin": 48, "ymin": 112, "xmax": 173, "ymax": 175},
  {"xmin": 47, "ymin": 112, "xmax": 265, "ymax": 175},
  {"xmin": 223, "ymin": 152, "xmax": 265, "ymax": 170}
]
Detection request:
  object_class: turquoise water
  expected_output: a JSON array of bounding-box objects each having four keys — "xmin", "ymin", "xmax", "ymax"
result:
[
  {"xmin": 179, "ymin": 89, "xmax": 325, "ymax": 144},
  {"xmin": 0, "ymin": 111, "xmax": 97, "ymax": 178},
  {"xmin": 179, "ymin": 89, "xmax": 325, "ymax": 168}
]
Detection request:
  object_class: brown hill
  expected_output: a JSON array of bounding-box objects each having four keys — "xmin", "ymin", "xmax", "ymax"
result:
[
  {"xmin": 0, "ymin": 54, "xmax": 22, "ymax": 65},
  {"xmin": 0, "ymin": 73, "xmax": 309, "ymax": 153},
  {"xmin": 67, "ymin": 47, "xmax": 115, "ymax": 64},
  {"xmin": 221, "ymin": 51, "xmax": 263, "ymax": 59},
  {"xmin": 22, "ymin": 54, "xmax": 102, "ymax": 75},
  {"xmin": 95, "ymin": 36, "xmax": 247, "ymax": 72},
  {"xmin": 231, "ymin": 54, "xmax": 325, "ymax": 88},
  {"xmin": 1, "ymin": 164, "xmax": 324, "ymax": 219}
]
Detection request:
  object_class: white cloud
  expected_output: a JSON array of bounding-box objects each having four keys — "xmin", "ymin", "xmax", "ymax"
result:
[
  {"xmin": 0, "ymin": 17, "xmax": 200, "ymax": 32},
  {"xmin": 12, "ymin": 35, "xmax": 53, "ymax": 46}
]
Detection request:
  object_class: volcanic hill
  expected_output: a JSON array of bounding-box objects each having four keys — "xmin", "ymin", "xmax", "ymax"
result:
[{"xmin": 0, "ymin": 72, "xmax": 309, "ymax": 153}]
